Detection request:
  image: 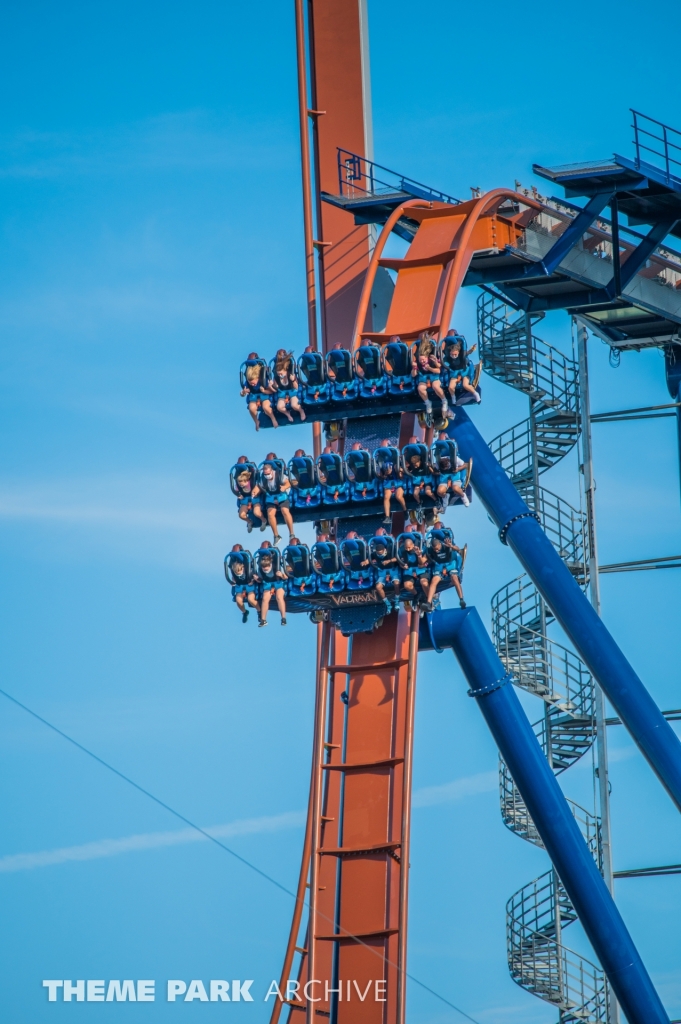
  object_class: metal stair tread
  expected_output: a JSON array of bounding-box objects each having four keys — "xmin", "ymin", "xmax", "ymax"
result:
[{"xmin": 481, "ymin": 292, "xmax": 607, "ymax": 1024}]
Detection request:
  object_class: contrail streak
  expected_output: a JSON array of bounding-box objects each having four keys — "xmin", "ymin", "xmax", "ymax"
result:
[{"xmin": 0, "ymin": 771, "xmax": 495, "ymax": 874}]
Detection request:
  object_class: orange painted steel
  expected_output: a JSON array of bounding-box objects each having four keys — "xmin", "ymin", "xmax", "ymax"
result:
[
  {"xmin": 275, "ymin": 616, "xmax": 416, "ymax": 1024},
  {"xmin": 351, "ymin": 199, "xmax": 432, "ymax": 350},
  {"xmin": 396, "ymin": 613, "xmax": 420, "ymax": 1024},
  {"xmin": 274, "ymin": 188, "xmax": 542, "ymax": 1024},
  {"xmin": 269, "ymin": 623, "xmax": 328, "ymax": 1024},
  {"xmin": 318, "ymin": 616, "xmax": 413, "ymax": 1024},
  {"xmin": 294, "ymin": 0, "xmax": 318, "ymax": 352},
  {"xmin": 307, "ymin": 0, "xmax": 374, "ymax": 350},
  {"xmin": 306, "ymin": 621, "xmax": 333, "ymax": 1023},
  {"xmin": 353, "ymin": 191, "xmax": 541, "ymax": 349},
  {"xmin": 269, "ymin": 11, "xmax": 540, "ymax": 1024}
]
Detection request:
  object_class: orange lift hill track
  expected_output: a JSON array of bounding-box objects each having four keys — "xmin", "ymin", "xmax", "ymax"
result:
[{"xmin": 269, "ymin": 4, "xmax": 539, "ymax": 1023}]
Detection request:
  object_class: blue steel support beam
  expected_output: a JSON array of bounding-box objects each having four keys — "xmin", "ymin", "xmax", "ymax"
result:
[
  {"xmin": 608, "ymin": 216, "xmax": 679, "ymax": 296},
  {"xmin": 449, "ymin": 407, "xmax": 681, "ymax": 813},
  {"xmin": 534, "ymin": 190, "xmax": 615, "ymax": 277},
  {"xmin": 476, "ymin": 282, "xmax": 612, "ymax": 312},
  {"xmin": 675, "ymin": 395, "xmax": 679, "ymax": 507},
  {"xmin": 666, "ymin": 347, "xmax": 681, "ymax": 506},
  {"xmin": 418, "ymin": 607, "xmax": 669, "ymax": 1024}
]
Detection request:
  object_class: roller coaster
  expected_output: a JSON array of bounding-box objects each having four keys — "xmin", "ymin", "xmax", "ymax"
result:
[{"xmin": 224, "ymin": 5, "xmax": 681, "ymax": 1023}]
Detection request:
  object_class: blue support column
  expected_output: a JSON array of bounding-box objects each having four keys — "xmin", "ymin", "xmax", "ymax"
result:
[
  {"xmin": 675, "ymin": 384, "xmax": 681, "ymax": 510},
  {"xmin": 665, "ymin": 346, "xmax": 681, "ymax": 506},
  {"xmin": 419, "ymin": 607, "xmax": 669, "ymax": 1024},
  {"xmin": 449, "ymin": 407, "xmax": 681, "ymax": 814}
]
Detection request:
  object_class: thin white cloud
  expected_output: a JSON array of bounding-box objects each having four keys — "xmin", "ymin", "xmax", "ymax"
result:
[
  {"xmin": 0, "ymin": 473, "xmax": 227, "ymax": 573},
  {"xmin": 0, "ymin": 771, "xmax": 496, "ymax": 875},
  {"xmin": 0, "ymin": 811, "xmax": 305, "ymax": 874},
  {"xmin": 412, "ymin": 770, "xmax": 497, "ymax": 808},
  {"xmin": 0, "ymin": 283, "xmax": 257, "ymax": 332},
  {"xmin": 0, "ymin": 111, "xmax": 295, "ymax": 181}
]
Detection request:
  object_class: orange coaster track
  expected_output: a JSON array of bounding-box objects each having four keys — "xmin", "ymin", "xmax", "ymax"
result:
[{"xmin": 272, "ymin": 188, "xmax": 540, "ymax": 1024}]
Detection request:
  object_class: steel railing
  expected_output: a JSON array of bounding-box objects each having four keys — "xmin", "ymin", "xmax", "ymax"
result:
[
  {"xmin": 507, "ymin": 871, "xmax": 607, "ymax": 1022},
  {"xmin": 632, "ymin": 109, "xmax": 681, "ymax": 186},
  {"xmin": 480, "ymin": 291, "xmax": 609, "ymax": 1020},
  {"xmin": 336, "ymin": 148, "xmax": 460, "ymax": 206},
  {"xmin": 500, "ymin": 763, "xmax": 602, "ymax": 864},
  {"xmin": 479, "ymin": 293, "xmax": 579, "ymax": 413}
]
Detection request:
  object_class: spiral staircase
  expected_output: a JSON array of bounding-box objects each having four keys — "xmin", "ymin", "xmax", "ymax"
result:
[{"xmin": 478, "ymin": 293, "xmax": 609, "ymax": 1022}]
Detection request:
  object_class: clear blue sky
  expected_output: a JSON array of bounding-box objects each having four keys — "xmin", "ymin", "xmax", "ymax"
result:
[{"xmin": 1, "ymin": 1, "xmax": 680, "ymax": 1022}]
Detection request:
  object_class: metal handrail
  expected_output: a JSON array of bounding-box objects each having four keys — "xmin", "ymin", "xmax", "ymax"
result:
[
  {"xmin": 494, "ymin": 620, "xmax": 593, "ymax": 721},
  {"xmin": 537, "ymin": 489, "xmax": 587, "ymax": 575},
  {"xmin": 482, "ymin": 290, "xmax": 608, "ymax": 1020},
  {"xmin": 479, "ymin": 293, "xmax": 579, "ymax": 413},
  {"xmin": 632, "ymin": 109, "xmax": 681, "ymax": 185},
  {"xmin": 336, "ymin": 148, "xmax": 460, "ymax": 206},
  {"xmin": 507, "ymin": 871, "xmax": 607, "ymax": 1021},
  {"xmin": 500, "ymin": 763, "xmax": 602, "ymax": 864}
]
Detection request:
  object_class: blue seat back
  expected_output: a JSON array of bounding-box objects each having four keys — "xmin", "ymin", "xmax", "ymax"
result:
[
  {"xmin": 373, "ymin": 446, "xmax": 402, "ymax": 482},
  {"xmin": 312, "ymin": 541, "xmax": 341, "ymax": 576},
  {"xmin": 369, "ymin": 534, "xmax": 396, "ymax": 563},
  {"xmin": 345, "ymin": 449, "xmax": 374, "ymax": 484},
  {"xmin": 396, "ymin": 531, "xmax": 424, "ymax": 567},
  {"xmin": 326, "ymin": 348, "xmax": 354, "ymax": 383},
  {"xmin": 298, "ymin": 351, "xmax": 329, "ymax": 401},
  {"xmin": 288, "ymin": 455, "xmax": 318, "ymax": 490},
  {"xmin": 317, "ymin": 452, "xmax": 345, "ymax": 487},
  {"xmin": 298, "ymin": 351, "xmax": 326, "ymax": 386},
  {"xmin": 382, "ymin": 342, "xmax": 414, "ymax": 392},
  {"xmin": 240, "ymin": 357, "xmax": 270, "ymax": 391},
  {"xmin": 224, "ymin": 550, "xmax": 254, "ymax": 585},
  {"xmin": 401, "ymin": 443, "xmax": 432, "ymax": 478},
  {"xmin": 255, "ymin": 546, "xmax": 281, "ymax": 577},
  {"xmin": 283, "ymin": 543, "xmax": 313, "ymax": 579},
  {"xmin": 430, "ymin": 438, "xmax": 459, "ymax": 474},
  {"xmin": 440, "ymin": 335, "xmax": 469, "ymax": 374},
  {"xmin": 355, "ymin": 343, "xmax": 382, "ymax": 379},
  {"xmin": 340, "ymin": 537, "xmax": 369, "ymax": 573},
  {"xmin": 230, "ymin": 461, "xmax": 258, "ymax": 497}
]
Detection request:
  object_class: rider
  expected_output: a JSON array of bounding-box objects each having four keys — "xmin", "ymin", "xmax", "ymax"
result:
[
  {"xmin": 259, "ymin": 453, "xmax": 294, "ymax": 544},
  {"xmin": 433, "ymin": 433, "xmax": 471, "ymax": 508},
  {"xmin": 283, "ymin": 537, "xmax": 317, "ymax": 596},
  {"xmin": 255, "ymin": 541, "xmax": 288, "ymax": 626},
  {"xmin": 414, "ymin": 331, "xmax": 448, "ymax": 418},
  {"xmin": 355, "ymin": 337, "xmax": 385, "ymax": 397},
  {"xmin": 425, "ymin": 527, "xmax": 466, "ymax": 609},
  {"xmin": 340, "ymin": 531, "xmax": 374, "ymax": 590},
  {"xmin": 232, "ymin": 456, "xmax": 266, "ymax": 531},
  {"xmin": 398, "ymin": 526, "xmax": 431, "ymax": 604},
  {"xmin": 370, "ymin": 529, "xmax": 401, "ymax": 609},
  {"xmin": 345, "ymin": 442, "xmax": 378, "ymax": 502},
  {"xmin": 271, "ymin": 348, "xmax": 306, "ymax": 423},
  {"xmin": 225, "ymin": 544, "xmax": 260, "ymax": 624},
  {"xmin": 241, "ymin": 353, "xmax": 279, "ymax": 429},
  {"xmin": 375, "ymin": 439, "xmax": 407, "ymax": 524},
  {"xmin": 312, "ymin": 534, "xmax": 346, "ymax": 592},
  {"xmin": 316, "ymin": 446, "xmax": 349, "ymax": 505},
  {"xmin": 288, "ymin": 449, "xmax": 321, "ymax": 507},
  {"xmin": 441, "ymin": 330, "xmax": 480, "ymax": 404},
  {"xmin": 403, "ymin": 437, "xmax": 436, "ymax": 507}
]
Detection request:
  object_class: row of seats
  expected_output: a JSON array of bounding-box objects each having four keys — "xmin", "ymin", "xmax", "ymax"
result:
[
  {"xmin": 225, "ymin": 527, "xmax": 466, "ymax": 608},
  {"xmin": 240, "ymin": 333, "xmax": 480, "ymax": 414},
  {"xmin": 230, "ymin": 437, "xmax": 471, "ymax": 517}
]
